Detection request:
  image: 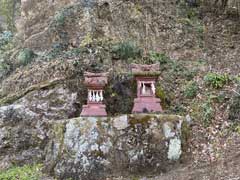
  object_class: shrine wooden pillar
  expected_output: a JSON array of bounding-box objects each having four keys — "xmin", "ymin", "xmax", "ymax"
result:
[
  {"xmin": 80, "ymin": 72, "xmax": 108, "ymax": 117},
  {"xmin": 131, "ymin": 63, "xmax": 163, "ymax": 113}
]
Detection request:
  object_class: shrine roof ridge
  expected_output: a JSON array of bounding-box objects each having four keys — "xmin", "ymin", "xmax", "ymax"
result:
[
  {"xmin": 130, "ymin": 63, "xmax": 160, "ymax": 76},
  {"xmin": 84, "ymin": 71, "xmax": 109, "ymax": 77},
  {"xmin": 84, "ymin": 71, "xmax": 108, "ymax": 86}
]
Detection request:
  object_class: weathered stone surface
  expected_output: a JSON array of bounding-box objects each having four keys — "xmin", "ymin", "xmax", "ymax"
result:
[
  {"xmin": 45, "ymin": 114, "xmax": 185, "ymax": 180},
  {"xmin": 0, "ymin": 85, "xmax": 78, "ymax": 169},
  {"xmin": 0, "ymin": 100, "xmax": 186, "ymax": 176},
  {"xmin": 113, "ymin": 115, "xmax": 128, "ymax": 130},
  {"xmin": 0, "ymin": 104, "xmax": 46, "ymax": 170},
  {"xmin": 15, "ymin": 85, "xmax": 78, "ymax": 120},
  {"xmin": 0, "ymin": 92, "xmax": 188, "ymax": 179}
]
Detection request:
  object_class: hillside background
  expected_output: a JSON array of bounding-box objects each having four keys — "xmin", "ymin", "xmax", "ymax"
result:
[{"xmin": 0, "ymin": 0, "xmax": 240, "ymax": 179}]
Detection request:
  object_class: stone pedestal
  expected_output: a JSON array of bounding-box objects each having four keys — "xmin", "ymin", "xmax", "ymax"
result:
[
  {"xmin": 131, "ymin": 63, "xmax": 163, "ymax": 113},
  {"xmin": 81, "ymin": 103, "xmax": 107, "ymax": 117},
  {"xmin": 132, "ymin": 97, "xmax": 162, "ymax": 113},
  {"xmin": 80, "ymin": 72, "xmax": 108, "ymax": 117}
]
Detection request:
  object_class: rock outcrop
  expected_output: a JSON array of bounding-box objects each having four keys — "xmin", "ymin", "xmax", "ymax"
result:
[
  {"xmin": 0, "ymin": 104, "xmax": 47, "ymax": 170},
  {"xmin": 0, "ymin": 84, "xmax": 78, "ymax": 170},
  {"xmin": 0, "ymin": 103, "xmax": 188, "ymax": 180},
  {"xmin": 45, "ymin": 114, "xmax": 185, "ymax": 180}
]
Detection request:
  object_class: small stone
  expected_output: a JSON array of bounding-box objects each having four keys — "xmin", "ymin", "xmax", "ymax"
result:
[
  {"xmin": 113, "ymin": 115, "xmax": 128, "ymax": 130},
  {"xmin": 168, "ymin": 137, "xmax": 182, "ymax": 160},
  {"xmin": 186, "ymin": 114, "xmax": 192, "ymax": 124},
  {"xmin": 163, "ymin": 122, "xmax": 175, "ymax": 138}
]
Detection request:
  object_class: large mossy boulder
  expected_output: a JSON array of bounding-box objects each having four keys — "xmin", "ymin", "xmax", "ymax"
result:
[
  {"xmin": 0, "ymin": 82, "xmax": 190, "ymax": 179},
  {"xmin": 0, "ymin": 84, "xmax": 78, "ymax": 170},
  {"xmin": 45, "ymin": 114, "xmax": 187, "ymax": 180}
]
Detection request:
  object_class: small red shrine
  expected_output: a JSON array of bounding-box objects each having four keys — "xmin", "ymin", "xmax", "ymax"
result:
[
  {"xmin": 80, "ymin": 72, "xmax": 108, "ymax": 117},
  {"xmin": 131, "ymin": 63, "xmax": 163, "ymax": 113}
]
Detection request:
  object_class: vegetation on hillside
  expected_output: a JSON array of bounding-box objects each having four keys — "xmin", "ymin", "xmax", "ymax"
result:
[
  {"xmin": 0, "ymin": 0, "xmax": 20, "ymax": 31},
  {"xmin": 0, "ymin": 1, "xmax": 239, "ymax": 178}
]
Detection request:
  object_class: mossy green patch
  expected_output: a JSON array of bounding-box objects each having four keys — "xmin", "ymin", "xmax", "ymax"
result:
[
  {"xmin": 47, "ymin": 121, "xmax": 66, "ymax": 173},
  {"xmin": 148, "ymin": 52, "xmax": 170, "ymax": 65},
  {"xmin": 181, "ymin": 120, "xmax": 191, "ymax": 151},
  {"xmin": 0, "ymin": 164, "xmax": 43, "ymax": 180},
  {"xmin": 53, "ymin": 122, "xmax": 66, "ymax": 142},
  {"xmin": 160, "ymin": 114, "xmax": 183, "ymax": 123},
  {"xmin": 128, "ymin": 114, "xmax": 153, "ymax": 127},
  {"xmin": 128, "ymin": 114, "xmax": 182, "ymax": 127},
  {"xmin": 155, "ymin": 85, "xmax": 168, "ymax": 108},
  {"xmin": 17, "ymin": 48, "xmax": 35, "ymax": 66}
]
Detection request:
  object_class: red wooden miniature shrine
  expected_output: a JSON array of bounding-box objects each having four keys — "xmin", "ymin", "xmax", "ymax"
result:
[
  {"xmin": 80, "ymin": 72, "xmax": 108, "ymax": 117},
  {"xmin": 131, "ymin": 63, "xmax": 163, "ymax": 113}
]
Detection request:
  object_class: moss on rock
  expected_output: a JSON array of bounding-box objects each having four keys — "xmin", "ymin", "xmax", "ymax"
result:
[{"xmin": 128, "ymin": 114, "xmax": 153, "ymax": 127}]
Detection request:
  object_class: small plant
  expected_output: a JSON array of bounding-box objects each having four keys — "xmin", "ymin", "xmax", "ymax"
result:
[
  {"xmin": 0, "ymin": 59, "xmax": 11, "ymax": 79},
  {"xmin": 235, "ymin": 76, "xmax": 240, "ymax": 84},
  {"xmin": 51, "ymin": 5, "xmax": 79, "ymax": 29},
  {"xmin": 0, "ymin": 31, "xmax": 12, "ymax": 48},
  {"xmin": 229, "ymin": 88, "xmax": 240, "ymax": 122},
  {"xmin": 54, "ymin": 11, "xmax": 66, "ymax": 26},
  {"xmin": 183, "ymin": 68, "xmax": 197, "ymax": 81},
  {"xmin": 186, "ymin": 7, "xmax": 198, "ymax": 19},
  {"xmin": 229, "ymin": 122, "xmax": 240, "ymax": 135},
  {"xmin": 156, "ymin": 85, "xmax": 169, "ymax": 108},
  {"xmin": 235, "ymin": 125, "xmax": 240, "ymax": 134},
  {"xmin": 196, "ymin": 22, "xmax": 204, "ymax": 34},
  {"xmin": 184, "ymin": 81, "xmax": 198, "ymax": 98},
  {"xmin": 0, "ymin": 164, "xmax": 43, "ymax": 180},
  {"xmin": 80, "ymin": 33, "xmax": 93, "ymax": 47},
  {"xmin": 201, "ymin": 98, "xmax": 214, "ymax": 127},
  {"xmin": 17, "ymin": 48, "xmax": 35, "ymax": 66},
  {"xmin": 149, "ymin": 52, "xmax": 169, "ymax": 64},
  {"xmin": 112, "ymin": 41, "xmax": 142, "ymax": 61},
  {"xmin": 171, "ymin": 103, "xmax": 186, "ymax": 115},
  {"xmin": 204, "ymin": 73, "xmax": 229, "ymax": 89}
]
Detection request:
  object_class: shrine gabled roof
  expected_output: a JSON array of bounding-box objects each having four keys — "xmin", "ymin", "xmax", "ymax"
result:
[
  {"xmin": 130, "ymin": 63, "xmax": 160, "ymax": 76},
  {"xmin": 84, "ymin": 72, "xmax": 108, "ymax": 86}
]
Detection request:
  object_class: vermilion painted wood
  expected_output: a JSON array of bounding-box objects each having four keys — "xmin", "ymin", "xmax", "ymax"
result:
[
  {"xmin": 80, "ymin": 72, "xmax": 108, "ymax": 117},
  {"xmin": 131, "ymin": 63, "xmax": 163, "ymax": 113}
]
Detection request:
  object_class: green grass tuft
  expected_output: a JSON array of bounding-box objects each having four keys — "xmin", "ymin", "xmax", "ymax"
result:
[
  {"xmin": 112, "ymin": 41, "xmax": 142, "ymax": 61},
  {"xmin": 204, "ymin": 73, "xmax": 230, "ymax": 89},
  {"xmin": 0, "ymin": 164, "xmax": 43, "ymax": 180},
  {"xmin": 184, "ymin": 81, "xmax": 198, "ymax": 98}
]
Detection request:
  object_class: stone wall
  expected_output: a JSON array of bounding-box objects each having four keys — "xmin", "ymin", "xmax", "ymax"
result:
[
  {"xmin": 0, "ymin": 99, "xmax": 189, "ymax": 179},
  {"xmin": 45, "ymin": 114, "xmax": 186, "ymax": 180}
]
